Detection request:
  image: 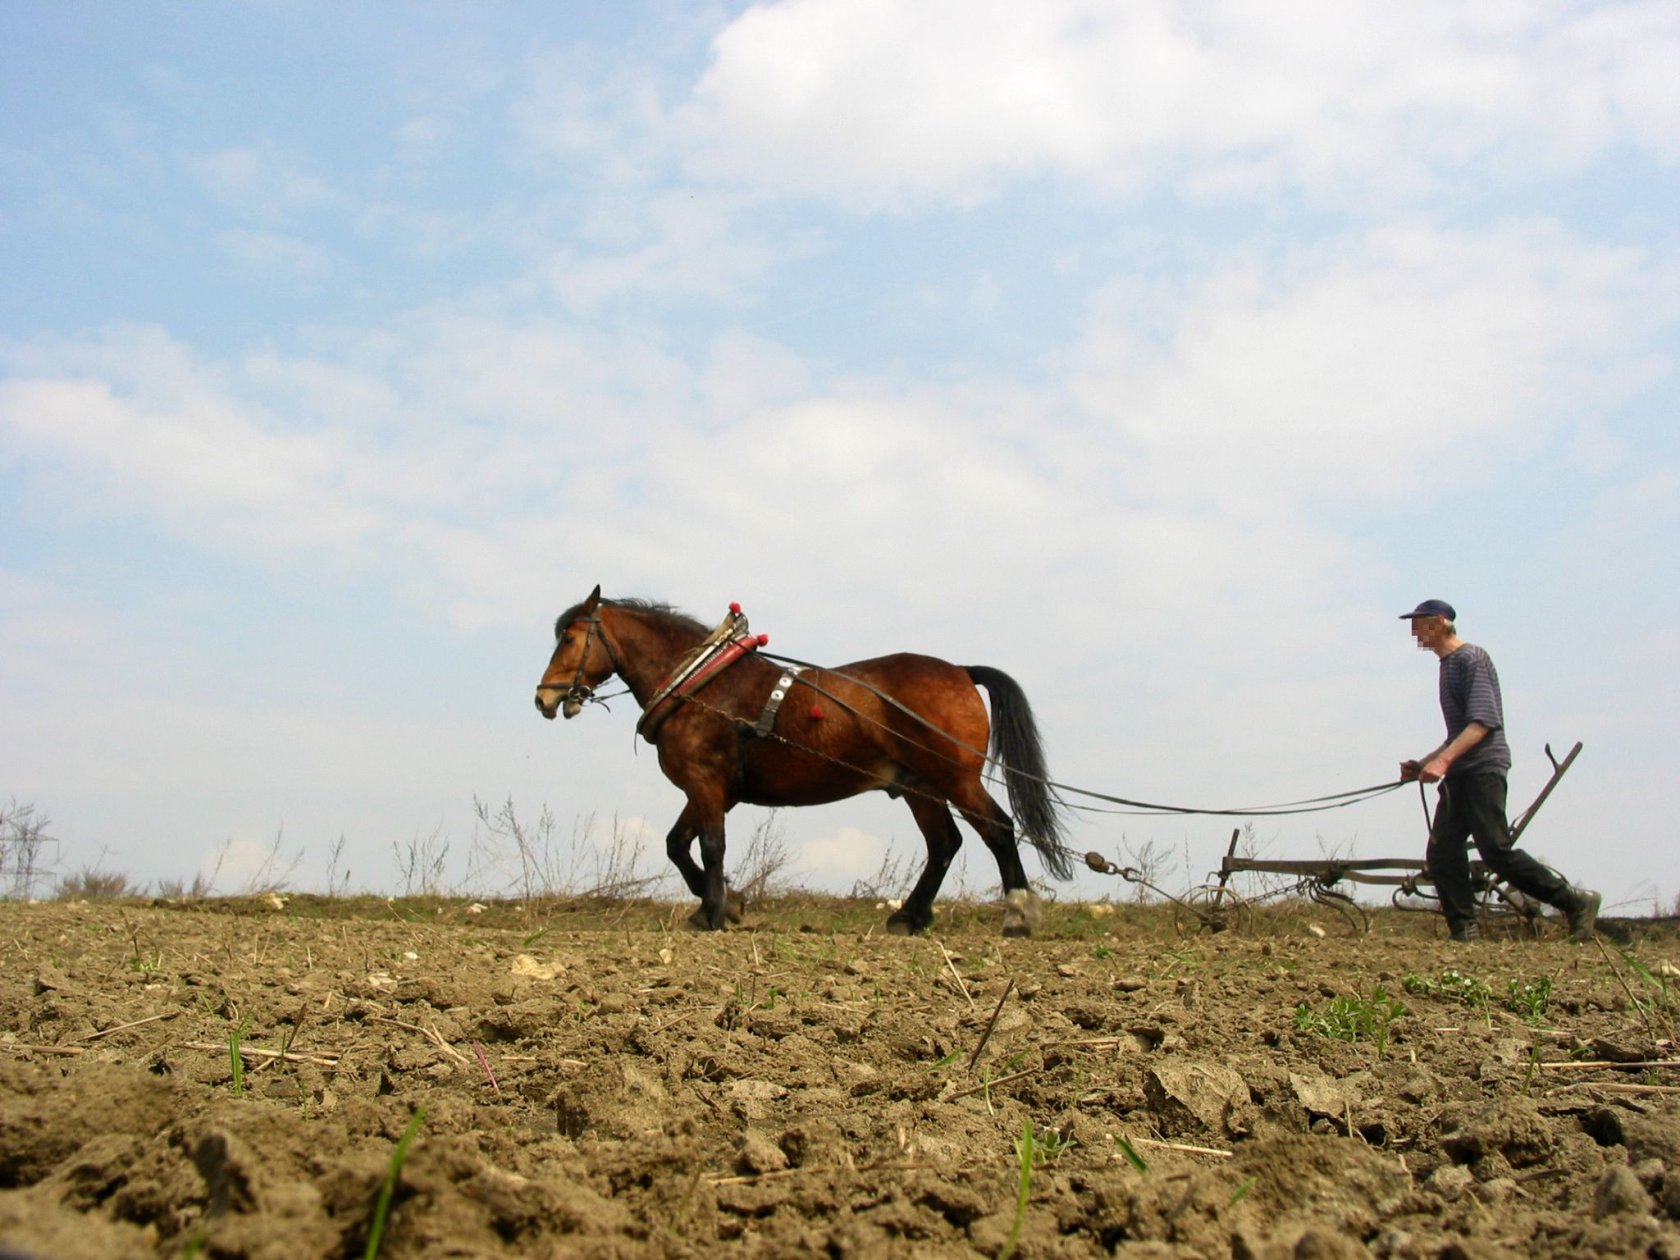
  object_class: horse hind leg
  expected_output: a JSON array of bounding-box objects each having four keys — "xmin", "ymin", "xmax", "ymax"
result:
[
  {"xmin": 887, "ymin": 794, "xmax": 964, "ymax": 936},
  {"xmin": 952, "ymin": 782, "xmax": 1042, "ymax": 938},
  {"xmin": 1001, "ymin": 887, "xmax": 1043, "ymax": 938}
]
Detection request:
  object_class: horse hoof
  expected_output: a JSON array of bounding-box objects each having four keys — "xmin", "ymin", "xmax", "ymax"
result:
[
  {"xmin": 887, "ymin": 907, "xmax": 940, "ymax": 940},
  {"xmin": 686, "ymin": 906, "xmax": 724, "ymax": 931},
  {"xmin": 725, "ymin": 890, "xmax": 746, "ymax": 924},
  {"xmin": 1001, "ymin": 888, "xmax": 1042, "ymax": 938}
]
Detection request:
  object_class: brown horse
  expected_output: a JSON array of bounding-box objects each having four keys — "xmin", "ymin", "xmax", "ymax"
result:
[{"xmin": 534, "ymin": 587, "xmax": 1072, "ymax": 935}]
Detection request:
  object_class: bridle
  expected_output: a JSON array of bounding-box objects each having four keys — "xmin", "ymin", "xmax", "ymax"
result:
[{"xmin": 538, "ymin": 610, "xmax": 628, "ymax": 718}]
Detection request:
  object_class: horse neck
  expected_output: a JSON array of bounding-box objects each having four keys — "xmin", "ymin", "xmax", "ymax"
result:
[{"xmin": 600, "ymin": 606, "xmax": 704, "ymax": 703}]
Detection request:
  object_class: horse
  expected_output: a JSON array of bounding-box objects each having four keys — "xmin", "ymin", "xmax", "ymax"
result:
[{"xmin": 533, "ymin": 587, "xmax": 1072, "ymax": 935}]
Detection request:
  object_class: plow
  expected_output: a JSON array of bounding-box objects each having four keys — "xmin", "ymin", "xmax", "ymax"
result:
[{"xmin": 1085, "ymin": 741, "xmax": 1585, "ymax": 938}]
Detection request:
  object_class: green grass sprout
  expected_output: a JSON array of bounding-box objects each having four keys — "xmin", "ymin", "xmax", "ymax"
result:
[
  {"xmin": 228, "ymin": 1024, "xmax": 247, "ymax": 1096},
  {"xmin": 1115, "ymin": 1133, "xmax": 1150, "ymax": 1173},
  {"xmin": 1000, "ymin": 1121, "xmax": 1034, "ymax": 1260},
  {"xmin": 365, "ymin": 1106, "xmax": 427, "ymax": 1260}
]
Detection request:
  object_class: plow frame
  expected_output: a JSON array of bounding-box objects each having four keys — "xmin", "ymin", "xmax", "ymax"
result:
[{"xmin": 1170, "ymin": 741, "xmax": 1583, "ymax": 938}]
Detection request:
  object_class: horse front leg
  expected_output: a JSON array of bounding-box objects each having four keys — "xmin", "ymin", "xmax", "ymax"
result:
[
  {"xmin": 665, "ymin": 806, "xmax": 706, "ymax": 899},
  {"xmin": 682, "ymin": 795, "xmax": 744, "ymax": 930}
]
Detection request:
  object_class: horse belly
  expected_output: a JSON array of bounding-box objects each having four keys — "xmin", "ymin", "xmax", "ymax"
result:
[{"xmin": 735, "ymin": 741, "xmax": 894, "ymax": 808}]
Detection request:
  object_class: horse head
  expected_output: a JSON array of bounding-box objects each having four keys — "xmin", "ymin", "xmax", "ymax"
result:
[{"xmin": 534, "ymin": 585, "xmax": 619, "ymax": 719}]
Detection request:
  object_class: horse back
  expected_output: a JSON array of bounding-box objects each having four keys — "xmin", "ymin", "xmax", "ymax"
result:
[{"xmin": 817, "ymin": 653, "xmax": 991, "ymax": 762}]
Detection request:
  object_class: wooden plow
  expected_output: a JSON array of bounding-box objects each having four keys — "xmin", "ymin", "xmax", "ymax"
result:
[{"xmin": 1088, "ymin": 742, "xmax": 1584, "ymax": 938}]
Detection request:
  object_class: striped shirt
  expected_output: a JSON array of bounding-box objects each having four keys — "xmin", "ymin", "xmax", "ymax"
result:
[{"xmin": 1438, "ymin": 643, "xmax": 1511, "ymax": 776}]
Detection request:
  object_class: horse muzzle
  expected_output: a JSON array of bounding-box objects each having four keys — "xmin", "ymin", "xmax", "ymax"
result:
[{"xmin": 535, "ymin": 683, "xmax": 589, "ymax": 720}]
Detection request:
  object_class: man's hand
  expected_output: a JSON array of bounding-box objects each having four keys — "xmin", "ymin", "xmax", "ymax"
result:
[
  {"xmin": 1399, "ymin": 759, "xmax": 1421, "ymax": 782},
  {"xmin": 1418, "ymin": 756, "xmax": 1450, "ymax": 784}
]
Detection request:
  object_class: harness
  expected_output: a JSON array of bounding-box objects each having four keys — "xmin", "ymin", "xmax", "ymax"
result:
[
  {"xmin": 754, "ymin": 668, "xmax": 804, "ymax": 737},
  {"xmin": 634, "ymin": 603, "xmax": 779, "ymax": 743}
]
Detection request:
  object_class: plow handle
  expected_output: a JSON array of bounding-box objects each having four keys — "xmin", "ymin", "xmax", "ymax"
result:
[{"xmin": 1510, "ymin": 740, "xmax": 1583, "ymax": 841}]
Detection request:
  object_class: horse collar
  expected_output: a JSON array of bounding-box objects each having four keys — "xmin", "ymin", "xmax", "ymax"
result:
[{"xmin": 636, "ymin": 604, "xmax": 766, "ymax": 743}]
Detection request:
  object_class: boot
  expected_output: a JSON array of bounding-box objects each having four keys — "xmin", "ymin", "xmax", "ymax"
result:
[
  {"xmin": 1448, "ymin": 920, "xmax": 1480, "ymax": 943},
  {"xmin": 1560, "ymin": 886, "xmax": 1601, "ymax": 941}
]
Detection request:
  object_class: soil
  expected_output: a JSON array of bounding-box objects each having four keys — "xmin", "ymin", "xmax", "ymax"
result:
[{"xmin": 2, "ymin": 895, "xmax": 1678, "ymax": 1259}]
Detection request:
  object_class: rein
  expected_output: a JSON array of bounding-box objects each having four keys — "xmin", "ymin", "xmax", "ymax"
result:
[
  {"xmin": 550, "ymin": 598, "xmax": 1403, "ymax": 823},
  {"xmin": 755, "ymin": 648, "xmax": 1405, "ymax": 820}
]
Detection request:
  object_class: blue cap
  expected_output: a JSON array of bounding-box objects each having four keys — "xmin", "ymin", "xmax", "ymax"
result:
[{"xmin": 1399, "ymin": 599, "xmax": 1456, "ymax": 620}]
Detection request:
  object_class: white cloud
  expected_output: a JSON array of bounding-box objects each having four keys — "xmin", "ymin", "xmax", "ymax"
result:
[
  {"xmin": 514, "ymin": 49, "xmax": 675, "ymax": 182},
  {"xmin": 541, "ymin": 189, "xmax": 790, "ymax": 313},
  {"xmin": 188, "ymin": 144, "xmax": 338, "ymax": 224},
  {"xmin": 1066, "ymin": 222, "xmax": 1665, "ymax": 514},
  {"xmin": 7, "ymin": 213, "xmax": 1664, "ymax": 657},
  {"xmin": 215, "ymin": 227, "xmax": 340, "ymax": 286},
  {"xmin": 787, "ymin": 822, "xmax": 891, "ymax": 888},
  {"xmin": 0, "ymin": 366, "xmax": 374, "ymax": 553},
  {"xmin": 681, "ymin": 0, "xmax": 1680, "ymax": 208}
]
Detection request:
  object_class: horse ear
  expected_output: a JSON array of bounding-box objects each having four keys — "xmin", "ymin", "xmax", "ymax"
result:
[{"xmin": 584, "ymin": 584, "xmax": 602, "ymax": 611}]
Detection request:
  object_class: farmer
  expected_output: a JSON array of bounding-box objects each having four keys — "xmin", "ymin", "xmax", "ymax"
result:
[{"xmin": 1397, "ymin": 599, "xmax": 1600, "ymax": 942}]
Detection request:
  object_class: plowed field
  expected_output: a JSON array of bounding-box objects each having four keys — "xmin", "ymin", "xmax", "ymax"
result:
[{"xmin": 2, "ymin": 897, "xmax": 1677, "ymax": 1258}]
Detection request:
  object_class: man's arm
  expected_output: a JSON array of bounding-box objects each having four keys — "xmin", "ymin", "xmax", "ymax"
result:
[{"xmin": 1414, "ymin": 722, "xmax": 1488, "ymax": 783}]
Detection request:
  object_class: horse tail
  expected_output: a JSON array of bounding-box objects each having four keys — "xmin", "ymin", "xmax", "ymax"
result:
[{"xmin": 965, "ymin": 666, "xmax": 1073, "ymax": 881}]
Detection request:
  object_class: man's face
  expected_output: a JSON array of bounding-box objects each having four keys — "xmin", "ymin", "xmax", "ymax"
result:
[{"xmin": 1409, "ymin": 614, "xmax": 1447, "ymax": 652}]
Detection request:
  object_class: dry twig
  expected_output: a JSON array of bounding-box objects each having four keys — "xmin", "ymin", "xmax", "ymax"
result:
[
  {"xmin": 944, "ymin": 1066, "xmax": 1038, "ymax": 1102},
  {"xmin": 368, "ymin": 1015, "xmax": 471, "ymax": 1066},
  {"xmin": 78, "ymin": 1012, "xmax": 178, "ymax": 1041},
  {"xmin": 184, "ymin": 1041, "xmax": 340, "ymax": 1067},
  {"xmin": 936, "ymin": 940, "xmax": 976, "ymax": 1013},
  {"xmin": 1132, "ymin": 1137, "xmax": 1233, "ymax": 1159},
  {"xmin": 708, "ymin": 1160, "xmax": 933, "ymax": 1187},
  {"xmin": 967, "ymin": 977, "xmax": 1016, "ymax": 1073}
]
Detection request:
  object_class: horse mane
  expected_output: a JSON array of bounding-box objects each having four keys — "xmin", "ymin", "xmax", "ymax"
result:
[{"xmin": 554, "ymin": 596, "xmax": 708, "ymax": 639}]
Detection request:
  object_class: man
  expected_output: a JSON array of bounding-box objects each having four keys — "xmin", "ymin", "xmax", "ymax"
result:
[{"xmin": 1398, "ymin": 599, "xmax": 1600, "ymax": 942}]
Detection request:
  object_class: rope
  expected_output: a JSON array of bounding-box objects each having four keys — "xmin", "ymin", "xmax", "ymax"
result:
[
  {"xmin": 757, "ymin": 648, "xmax": 1404, "ymax": 821},
  {"xmin": 1038, "ymin": 778, "xmax": 1403, "ymax": 819}
]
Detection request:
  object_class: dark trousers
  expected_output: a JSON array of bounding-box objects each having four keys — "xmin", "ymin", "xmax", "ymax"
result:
[{"xmin": 1426, "ymin": 773, "xmax": 1570, "ymax": 930}]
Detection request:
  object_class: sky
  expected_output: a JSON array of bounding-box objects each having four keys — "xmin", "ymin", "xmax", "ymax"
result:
[{"xmin": 2, "ymin": 1, "xmax": 1676, "ymax": 917}]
